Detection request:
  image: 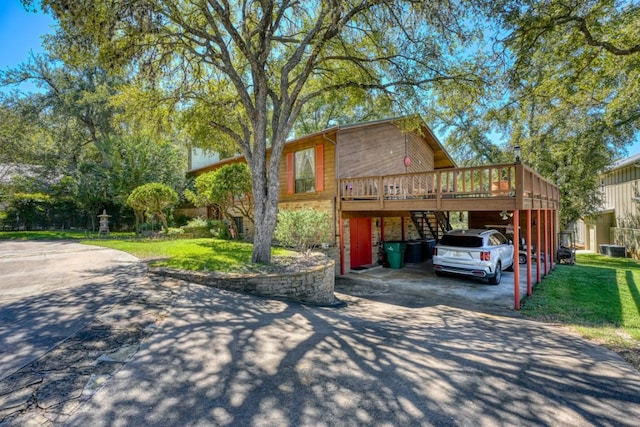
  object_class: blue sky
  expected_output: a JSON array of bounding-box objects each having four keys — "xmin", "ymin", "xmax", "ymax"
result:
[
  {"xmin": 1, "ymin": 1, "xmax": 639, "ymax": 157},
  {"xmin": 0, "ymin": 1, "xmax": 54, "ymax": 70}
]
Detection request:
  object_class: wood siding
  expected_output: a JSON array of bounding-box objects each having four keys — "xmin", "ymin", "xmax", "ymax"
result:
[
  {"xmin": 337, "ymin": 123, "xmax": 418, "ymax": 179},
  {"xmin": 577, "ymin": 163, "xmax": 640, "ymax": 248},
  {"xmin": 406, "ymin": 132, "xmax": 434, "ymax": 172}
]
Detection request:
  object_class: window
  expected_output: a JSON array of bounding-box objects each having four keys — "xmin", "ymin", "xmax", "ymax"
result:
[
  {"xmin": 489, "ymin": 232, "xmax": 508, "ymax": 246},
  {"xmin": 286, "ymin": 145, "xmax": 324, "ymax": 195},
  {"xmin": 439, "ymin": 235, "xmax": 483, "ymax": 248},
  {"xmin": 295, "ymin": 148, "xmax": 315, "ymax": 193},
  {"xmin": 233, "ymin": 217, "xmax": 244, "ymax": 235}
]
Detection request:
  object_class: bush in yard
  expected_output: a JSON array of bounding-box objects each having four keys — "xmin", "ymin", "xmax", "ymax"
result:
[
  {"xmin": 274, "ymin": 209, "xmax": 331, "ymax": 258},
  {"xmin": 184, "ymin": 216, "xmax": 214, "ymax": 228},
  {"xmin": 185, "ymin": 163, "xmax": 253, "ymax": 238},
  {"xmin": 127, "ymin": 183, "xmax": 178, "ymax": 234},
  {"xmin": 209, "ymin": 220, "xmax": 232, "ymax": 240}
]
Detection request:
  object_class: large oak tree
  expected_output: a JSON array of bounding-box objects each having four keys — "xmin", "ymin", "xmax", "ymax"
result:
[
  {"xmin": 30, "ymin": 0, "xmax": 485, "ymax": 263},
  {"xmin": 493, "ymin": 0, "xmax": 640, "ymax": 225},
  {"xmin": 433, "ymin": 0, "xmax": 640, "ymax": 225}
]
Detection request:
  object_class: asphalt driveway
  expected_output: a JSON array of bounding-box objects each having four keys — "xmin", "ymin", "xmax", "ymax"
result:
[
  {"xmin": 2, "ymin": 241, "xmax": 640, "ymax": 426},
  {"xmin": 0, "ymin": 241, "xmax": 143, "ymax": 383},
  {"xmin": 64, "ymin": 281, "xmax": 640, "ymax": 426}
]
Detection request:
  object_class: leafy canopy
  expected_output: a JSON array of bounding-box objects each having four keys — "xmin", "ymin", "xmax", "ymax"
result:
[
  {"xmin": 127, "ymin": 183, "xmax": 178, "ymax": 232},
  {"xmin": 32, "ymin": 0, "xmax": 488, "ymax": 263},
  {"xmin": 186, "ymin": 163, "xmax": 253, "ymax": 225},
  {"xmin": 497, "ymin": 0, "xmax": 640, "ymax": 224}
]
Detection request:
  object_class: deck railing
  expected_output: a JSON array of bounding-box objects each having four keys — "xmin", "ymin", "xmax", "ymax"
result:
[{"xmin": 338, "ymin": 163, "xmax": 560, "ymax": 208}]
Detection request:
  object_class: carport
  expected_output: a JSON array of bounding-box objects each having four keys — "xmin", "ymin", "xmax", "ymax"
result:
[
  {"xmin": 338, "ymin": 162, "xmax": 561, "ymax": 310},
  {"xmin": 342, "ymin": 258, "xmax": 540, "ymax": 311}
]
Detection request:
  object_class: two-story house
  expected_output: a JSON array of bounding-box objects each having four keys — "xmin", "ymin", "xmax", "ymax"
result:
[
  {"xmin": 578, "ymin": 153, "xmax": 640, "ymax": 256},
  {"xmin": 188, "ymin": 117, "xmax": 560, "ymax": 284}
]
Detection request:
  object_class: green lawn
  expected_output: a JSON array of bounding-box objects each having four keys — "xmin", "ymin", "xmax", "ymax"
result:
[
  {"xmin": 521, "ymin": 253, "xmax": 640, "ymax": 367},
  {"xmin": 85, "ymin": 237, "xmax": 294, "ymax": 273},
  {"xmin": 0, "ymin": 231, "xmax": 291, "ymax": 272}
]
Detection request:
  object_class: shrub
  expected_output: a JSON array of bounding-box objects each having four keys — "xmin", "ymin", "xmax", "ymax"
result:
[
  {"xmin": 209, "ymin": 219, "xmax": 232, "ymax": 240},
  {"xmin": 274, "ymin": 209, "xmax": 331, "ymax": 258},
  {"xmin": 182, "ymin": 217, "xmax": 235, "ymax": 239},
  {"xmin": 166, "ymin": 227, "xmax": 185, "ymax": 235},
  {"xmin": 185, "ymin": 217, "xmax": 213, "ymax": 228},
  {"xmin": 127, "ymin": 183, "xmax": 178, "ymax": 234}
]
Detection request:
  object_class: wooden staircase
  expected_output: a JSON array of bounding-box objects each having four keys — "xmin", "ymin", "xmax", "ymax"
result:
[{"xmin": 410, "ymin": 211, "xmax": 451, "ymax": 241}]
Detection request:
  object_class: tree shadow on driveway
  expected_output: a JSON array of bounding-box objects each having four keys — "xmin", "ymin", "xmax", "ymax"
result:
[{"xmin": 66, "ymin": 282, "xmax": 640, "ymax": 427}]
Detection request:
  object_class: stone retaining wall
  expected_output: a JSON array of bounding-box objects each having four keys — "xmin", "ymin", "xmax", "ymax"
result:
[{"xmin": 149, "ymin": 259, "xmax": 336, "ymax": 305}]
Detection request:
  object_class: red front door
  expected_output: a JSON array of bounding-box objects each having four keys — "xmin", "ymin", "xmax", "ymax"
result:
[{"xmin": 349, "ymin": 217, "xmax": 372, "ymax": 268}]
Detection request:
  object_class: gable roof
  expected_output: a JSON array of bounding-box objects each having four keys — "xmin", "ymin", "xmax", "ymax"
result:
[
  {"xmin": 187, "ymin": 116, "xmax": 456, "ymax": 175},
  {"xmin": 609, "ymin": 152, "xmax": 640, "ymax": 172}
]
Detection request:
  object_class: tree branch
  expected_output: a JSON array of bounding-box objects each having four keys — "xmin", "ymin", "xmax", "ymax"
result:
[{"xmin": 575, "ymin": 16, "xmax": 640, "ymax": 56}]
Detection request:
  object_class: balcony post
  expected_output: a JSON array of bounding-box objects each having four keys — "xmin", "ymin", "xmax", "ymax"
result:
[
  {"xmin": 513, "ymin": 209, "xmax": 520, "ymax": 310},
  {"xmin": 436, "ymin": 171, "xmax": 442, "ymax": 210},
  {"xmin": 515, "ymin": 163, "xmax": 525, "ymax": 209}
]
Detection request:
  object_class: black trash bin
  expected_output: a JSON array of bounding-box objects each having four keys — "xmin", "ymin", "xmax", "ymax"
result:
[
  {"xmin": 421, "ymin": 239, "xmax": 436, "ymax": 260},
  {"xmin": 405, "ymin": 241, "xmax": 423, "ymax": 263}
]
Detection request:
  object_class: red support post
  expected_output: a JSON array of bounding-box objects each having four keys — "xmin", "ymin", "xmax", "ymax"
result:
[
  {"xmin": 549, "ymin": 210, "xmax": 558, "ymax": 270},
  {"xmin": 548, "ymin": 209, "xmax": 553, "ymax": 273},
  {"xmin": 536, "ymin": 209, "xmax": 541, "ymax": 284},
  {"xmin": 513, "ymin": 210, "xmax": 521, "ymax": 310},
  {"xmin": 339, "ymin": 218, "xmax": 345, "ymax": 275},
  {"xmin": 543, "ymin": 209, "xmax": 549, "ymax": 276},
  {"xmin": 526, "ymin": 209, "xmax": 532, "ymax": 295}
]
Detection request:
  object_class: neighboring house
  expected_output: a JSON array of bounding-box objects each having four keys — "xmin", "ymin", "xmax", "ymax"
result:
[
  {"xmin": 189, "ymin": 148, "xmax": 220, "ymax": 171},
  {"xmin": 577, "ymin": 153, "xmax": 640, "ymax": 254},
  {"xmin": 187, "ymin": 117, "xmax": 560, "ymax": 276}
]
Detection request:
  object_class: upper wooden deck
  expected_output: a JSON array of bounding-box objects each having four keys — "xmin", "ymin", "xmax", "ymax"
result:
[{"xmin": 337, "ymin": 163, "xmax": 560, "ymax": 214}]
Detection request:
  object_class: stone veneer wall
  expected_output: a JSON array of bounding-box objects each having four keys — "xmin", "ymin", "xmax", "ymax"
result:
[{"xmin": 149, "ymin": 259, "xmax": 336, "ymax": 305}]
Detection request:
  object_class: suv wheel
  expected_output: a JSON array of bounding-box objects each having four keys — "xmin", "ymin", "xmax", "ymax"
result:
[{"xmin": 489, "ymin": 263, "xmax": 501, "ymax": 285}]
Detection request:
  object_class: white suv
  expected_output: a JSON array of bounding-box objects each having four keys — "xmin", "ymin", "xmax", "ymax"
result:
[{"xmin": 433, "ymin": 229, "xmax": 514, "ymax": 285}]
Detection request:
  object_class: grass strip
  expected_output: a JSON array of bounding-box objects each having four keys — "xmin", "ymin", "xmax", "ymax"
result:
[{"xmin": 521, "ymin": 253, "xmax": 640, "ymax": 368}]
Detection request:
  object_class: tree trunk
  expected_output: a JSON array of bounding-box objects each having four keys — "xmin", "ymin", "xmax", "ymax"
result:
[
  {"xmin": 252, "ymin": 211, "xmax": 276, "ymax": 263},
  {"xmin": 249, "ymin": 128, "xmax": 282, "ymax": 264},
  {"xmin": 250, "ymin": 159, "xmax": 280, "ymax": 263}
]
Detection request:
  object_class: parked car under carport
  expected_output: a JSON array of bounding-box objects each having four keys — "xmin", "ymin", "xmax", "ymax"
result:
[{"xmin": 432, "ymin": 229, "xmax": 515, "ymax": 285}]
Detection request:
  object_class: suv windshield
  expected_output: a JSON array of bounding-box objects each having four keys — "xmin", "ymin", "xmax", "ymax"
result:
[{"xmin": 439, "ymin": 235, "xmax": 483, "ymax": 248}]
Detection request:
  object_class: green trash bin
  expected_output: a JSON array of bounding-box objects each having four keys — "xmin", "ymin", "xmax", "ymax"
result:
[{"xmin": 384, "ymin": 241, "xmax": 407, "ymax": 269}]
